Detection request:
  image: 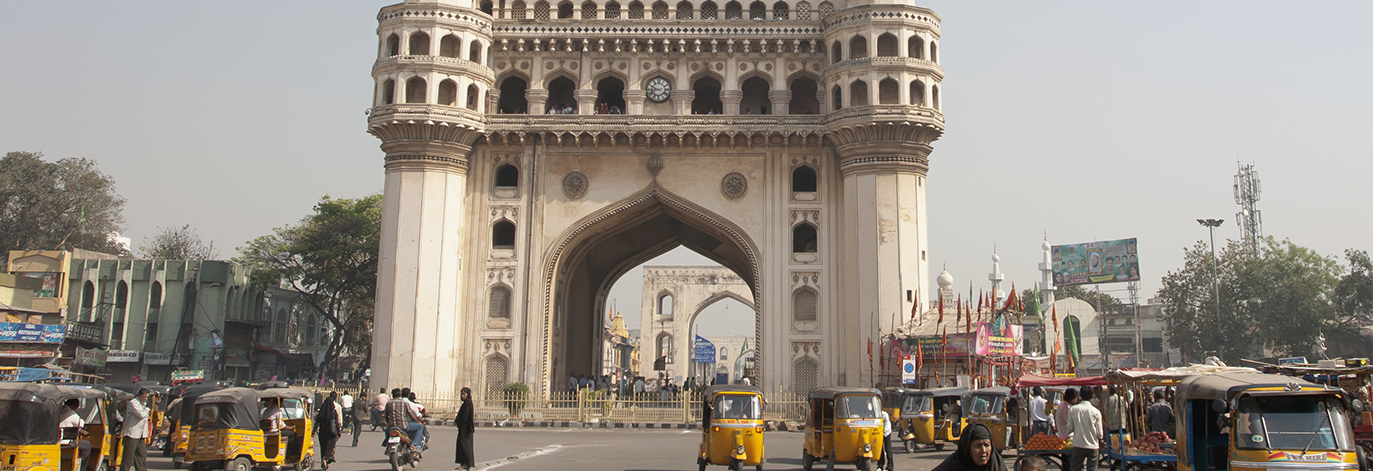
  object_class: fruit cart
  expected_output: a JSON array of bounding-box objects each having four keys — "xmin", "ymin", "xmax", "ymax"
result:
[
  {"xmin": 1101, "ymin": 366, "xmax": 1260, "ymax": 471},
  {"xmin": 1016, "ymin": 433, "xmax": 1072, "ymax": 471},
  {"xmin": 1105, "ymin": 430, "xmax": 1176, "ymax": 471}
]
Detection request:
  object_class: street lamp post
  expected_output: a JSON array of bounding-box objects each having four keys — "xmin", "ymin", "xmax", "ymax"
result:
[{"xmin": 1197, "ymin": 219, "xmax": 1225, "ymax": 361}]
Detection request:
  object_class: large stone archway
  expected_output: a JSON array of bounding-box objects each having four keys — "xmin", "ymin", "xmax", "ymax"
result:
[{"xmin": 636, "ymin": 266, "xmax": 756, "ymax": 382}]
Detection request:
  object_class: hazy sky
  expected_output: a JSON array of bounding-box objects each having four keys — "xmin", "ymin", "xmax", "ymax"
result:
[{"xmin": 4, "ymin": 2, "xmax": 1369, "ymax": 339}]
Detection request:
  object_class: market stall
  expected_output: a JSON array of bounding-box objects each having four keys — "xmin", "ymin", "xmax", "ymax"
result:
[
  {"xmin": 1014, "ymin": 375, "xmax": 1108, "ymax": 471},
  {"xmin": 1102, "ymin": 365, "xmax": 1261, "ymax": 470}
]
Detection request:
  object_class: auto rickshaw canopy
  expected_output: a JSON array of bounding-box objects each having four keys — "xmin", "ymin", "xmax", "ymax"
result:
[
  {"xmin": 192, "ymin": 387, "xmax": 262, "ymax": 431},
  {"xmin": 175, "ymin": 384, "xmax": 226, "ymax": 426},
  {"xmin": 1176, "ymin": 372, "xmax": 1333, "ymax": 402},
  {"xmin": 702, "ymin": 385, "xmax": 762, "ymax": 397},
  {"xmin": 257, "ymin": 388, "xmax": 314, "ymax": 401},
  {"xmin": 254, "ymin": 381, "xmax": 290, "ymax": 390},
  {"xmin": 808, "ymin": 386, "xmax": 881, "ymax": 400},
  {"xmin": 0, "ymin": 383, "xmax": 104, "ymax": 445},
  {"xmin": 909, "ymin": 386, "xmax": 969, "ymax": 398}
]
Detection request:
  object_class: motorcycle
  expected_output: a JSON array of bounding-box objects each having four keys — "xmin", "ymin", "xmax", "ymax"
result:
[{"xmin": 385, "ymin": 427, "xmax": 418, "ymax": 471}]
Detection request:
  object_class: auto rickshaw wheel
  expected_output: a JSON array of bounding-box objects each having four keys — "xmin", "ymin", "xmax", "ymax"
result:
[
  {"xmin": 173, "ymin": 458, "xmax": 183, "ymax": 469},
  {"xmin": 825, "ymin": 453, "xmax": 835, "ymax": 471},
  {"xmin": 730, "ymin": 458, "xmax": 742, "ymax": 471},
  {"xmin": 857, "ymin": 458, "xmax": 871, "ymax": 471},
  {"xmin": 698, "ymin": 456, "xmax": 707, "ymax": 471},
  {"xmin": 904, "ymin": 440, "xmax": 915, "ymax": 454},
  {"xmin": 227, "ymin": 457, "xmax": 252, "ymax": 471},
  {"xmin": 801, "ymin": 453, "xmax": 814, "ymax": 471},
  {"xmin": 294, "ymin": 455, "xmax": 311, "ymax": 471},
  {"xmin": 934, "ymin": 443, "xmax": 946, "ymax": 451}
]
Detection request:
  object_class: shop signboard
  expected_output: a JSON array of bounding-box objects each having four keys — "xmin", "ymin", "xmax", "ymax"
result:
[
  {"xmin": 1051, "ymin": 238, "xmax": 1140, "ymax": 286},
  {"xmin": 144, "ymin": 352, "xmax": 172, "ymax": 365},
  {"xmin": 0, "ymin": 322, "xmax": 67, "ymax": 343},
  {"xmin": 76, "ymin": 347, "xmax": 108, "ymax": 367},
  {"xmin": 107, "ymin": 350, "xmax": 140, "ymax": 363},
  {"xmin": 170, "ymin": 370, "xmax": 205, "ymax": 382},
  {"xmin": 0, "ymin": 345, "xmax": 59, "ymax": 358},
  {"xmin": 902, "ymin": 333, "xmax": 976, "ymax": 358},
  {"xmin": 973, "ymin": 322, "xmax": 1024, "ymax": 356}
]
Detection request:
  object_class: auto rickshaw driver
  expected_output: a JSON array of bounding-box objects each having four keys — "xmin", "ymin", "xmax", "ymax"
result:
[
  {"xmin": 59, "ymin": 398, "xmax": 93, "ymax": 468},
  {"xmin": 262, "ymin": 397, "xmax": 296, "ymax": 449}
]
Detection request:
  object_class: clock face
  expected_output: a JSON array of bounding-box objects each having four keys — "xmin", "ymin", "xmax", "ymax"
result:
[{"xmin": 646, "ymin": 77, "xmax": 671, "ymax": 103}]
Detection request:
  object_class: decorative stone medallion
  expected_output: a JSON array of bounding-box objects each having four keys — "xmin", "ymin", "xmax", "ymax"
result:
[
  {"xmin": 715, "ymin": 62, "xmax": 724, "ymax": 70},
  {"xmin": 569, "ymin": 62, "xmax": 578, "ymax": 69},
  {"xmin": 721, "ymin": 172, "xmax": 748, "ymax": 199},
  {"xmin": 647, "ymin": 154, "xmax": 664, "ymax": 176},
  {"xmin": 643, "ymin": 62, "xmax": 652, "ymax": 70},
  {"xmin": 562, "ymin": 171, "xmax": 589, "ymax": 199},
  {"xmin": 765, "ymin": 63, "xmax": 773, "ymax": 71},
  {"xmin": 519, "ymin": 61, "xmax": 529, "ymax": 69},
  {"xmin": 496, "ymin": 61, "xmax": 507, "ymax": 69},
  {"xmin": 618, "ymin": 62, "xmax": 627, "ymax": 70},
  {"xmin": 595, "ymin": 61, "xmax": 603, "ymax": 69},
  {"xmin": 739, "ymin": 63, "xmax": 749, "ymax": 71},
  {"xmin": 545, "ymin": 61, "xmax": 555, "ymax": 69},
  {"xmin": 789, "ymin": 62, "xmax": 797, "ymax": 71}
]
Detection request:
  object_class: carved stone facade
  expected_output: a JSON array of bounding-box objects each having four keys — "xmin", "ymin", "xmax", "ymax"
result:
[
  {"xmin": 369, "ymin": 0, "xmax": 943, "ymax": 396},
  {"xmin": 638, "ymin": 266, "xmax": 753, "ymax": 381}
]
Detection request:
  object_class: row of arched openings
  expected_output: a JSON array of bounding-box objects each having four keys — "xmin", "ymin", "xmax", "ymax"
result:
[
  {"xmin": 495, "ymin": 75, "xmax": 823, "ymax": 115},
  {"xmin": 830, "ymin": 33, "xmax": 936, "ymax": 64},
  {"xmin": 379, "ymin": 77, "xmax": 484, "ymax": 109},
  {"xmin": 831, "ymin": 78, "xmax": 939, "ymax": 110},
  {"xmin": 383, "ymin": 32, "xmax": 485, "ymax": 63},
  {"xmin": 83, "ymin": 280, "xmax": 164, "ymax": 312},
  {"xmin": 498, "ymin": 0, "xmax": 830, "ymax": 21}
]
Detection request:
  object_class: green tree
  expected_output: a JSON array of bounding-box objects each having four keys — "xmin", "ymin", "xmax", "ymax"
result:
[
  {"xmin": 1334, "ymin": 249, "xmax": 1373, "ymax": 326},
  {"xmin": 0, "ymin": 151, "xmax": 128, "ymax": 263},
  {"xmin": 236, "ymin": 195, "xmax": 381, "ymax": 377},
  {"xmin": 139, "ymin": 224, "xmax": 218, "ymax": 260},
  {"xmin": 1159, "ymin": 237, "xmax": 1343, "ymax": 364}
]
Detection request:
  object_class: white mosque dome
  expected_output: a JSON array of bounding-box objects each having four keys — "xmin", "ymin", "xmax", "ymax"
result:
[{"xmin": 937, "ymin": 269, "xmax": 954, "ymax": 288}]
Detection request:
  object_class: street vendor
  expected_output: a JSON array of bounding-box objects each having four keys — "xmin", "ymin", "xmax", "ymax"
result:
[{"xmin": 1144, "ymin": 389, "xmax": 1174, "ymax": 439}]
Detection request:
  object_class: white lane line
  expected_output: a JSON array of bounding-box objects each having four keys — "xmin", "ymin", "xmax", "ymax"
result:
[{"xmin": 475, "ymin": 444, "xmax": 563, "ymax": 470}]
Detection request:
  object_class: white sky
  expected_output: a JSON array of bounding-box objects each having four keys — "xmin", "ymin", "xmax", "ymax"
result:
[{"xmin": 4, "ymin": 2, "xmax": 1369, "ymax": 338}]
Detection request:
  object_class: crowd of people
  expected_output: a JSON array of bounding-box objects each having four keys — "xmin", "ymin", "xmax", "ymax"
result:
[{"xmin": 1017, "ymin": 385, "xmax": 1175, "ymax": 471}]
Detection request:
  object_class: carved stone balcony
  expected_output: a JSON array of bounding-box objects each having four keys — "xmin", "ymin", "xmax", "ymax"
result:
[{"xmin": 372, "ymin": 55, "xmax": 495, "ymax": 83}]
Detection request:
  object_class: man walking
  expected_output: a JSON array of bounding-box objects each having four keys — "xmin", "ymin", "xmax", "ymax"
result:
[
  {"xmin": 1106, "ymin": 385, "xmax": 1128, "ymax": 437},
  {"xmin": 1054, "ymin": 388, "xmax": 1077, "ymax": 439},
  {"xmin": 339, "ymin": 390, "xmax": 355, "ymax": 434},
  {"xmin": 1066, "ymin": 387, "xmax": 1103, "ymax": 471},
  {"xmin": 120, "ymin": 388, "xmax": 152, "ymax": 471},
  {"xmin": 1144, "ymin": 390, "xmax": 1174, "ymax": 439},
  {"xmin": 1029, "ymin": 387, "xmax": 1051, "ymax": 437}
]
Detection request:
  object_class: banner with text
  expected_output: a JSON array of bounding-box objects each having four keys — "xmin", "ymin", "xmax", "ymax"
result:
[
  {"xmin": 0, "ymin": 322, "xmax": 67, "ymax": 343},
  {"xmin": 1051, "ymin": 238, "xmax": 1140, "ymax": 286},
  {"xmin": 694, "ymin": 335, "xmax": 716, "ymax": 363},
  {"xmin": 974, "ymin": 322, "xmax": 1024, "ymax": 356}
]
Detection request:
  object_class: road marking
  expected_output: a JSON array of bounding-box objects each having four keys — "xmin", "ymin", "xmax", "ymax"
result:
[{"xmin": 476, "ymin": 444, "xmax": 563, "ymax": 470}]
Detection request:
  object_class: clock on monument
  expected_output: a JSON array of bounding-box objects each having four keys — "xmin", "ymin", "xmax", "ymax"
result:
[{"xmin": 646, "ymin": 77, "xmax": 671, "ymax": 103}]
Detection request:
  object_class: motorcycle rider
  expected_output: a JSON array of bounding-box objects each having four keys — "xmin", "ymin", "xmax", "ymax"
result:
[{"xmin": 383, "ymin": 388, "xmax": 426, "ymax": 460}]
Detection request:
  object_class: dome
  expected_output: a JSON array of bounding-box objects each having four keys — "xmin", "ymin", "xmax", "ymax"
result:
[
  {"xmin": 937, "ymin": 269, "xmax": 954, "ymax": 288},
  {"xmin": 1042, "ymin": 240, "xmax": 1052, "ymax": 251},
  {"xmin": 992, "ymin": 252, "xmax": 1001, "ymax": 263}
]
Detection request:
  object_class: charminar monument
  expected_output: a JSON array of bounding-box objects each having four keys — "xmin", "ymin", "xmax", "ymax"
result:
[{"xmin": 367, "ymin": 0, "xmax": 944, "ymax": 396}]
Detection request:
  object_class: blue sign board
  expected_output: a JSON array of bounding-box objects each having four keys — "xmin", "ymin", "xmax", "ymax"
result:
[
  {"xmin": 0, "ymin": 322, "xmax": 68, "ymax": 343},
  {"xmin": 694, "ymin": 335, "xmax": 716, "ymax": 363}
]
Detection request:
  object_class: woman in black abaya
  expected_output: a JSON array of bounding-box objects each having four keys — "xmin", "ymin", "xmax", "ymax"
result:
[
  {"xmin": 455, "ymin": 387, "xmax": 476, "ymax": 469},
  {"xmin": 932, "ymin": 423, "xmax": 1007, "ymax": 471}
]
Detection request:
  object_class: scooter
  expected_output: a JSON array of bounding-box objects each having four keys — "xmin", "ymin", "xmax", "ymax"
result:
[{"xmin": 385, "ymin": 427, "xmax": 418, "ymax": 471}]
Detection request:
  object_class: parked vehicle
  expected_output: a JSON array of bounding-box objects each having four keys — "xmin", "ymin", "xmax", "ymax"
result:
[{"xmin": 698, "ymin": 385, "xmax": 765, "ymax": 471}]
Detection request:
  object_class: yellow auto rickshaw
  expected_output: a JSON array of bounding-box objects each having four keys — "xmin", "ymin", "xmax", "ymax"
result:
[
  {"xmin": 168, "ymin": 384, "xmax": 223, "ymax": 468},
  {"xmin": 698, "ymin": 385, "xmax": 765, "ymax": 471},
  {"xmin": 906, "ymin": 386, "xmax": 968, "ymax": 452},
  {"xmin": 1175, "ymin": 372, "xmax": 1360, "ymax": 471},
  {"xmin": 801, "ymin": 387, "xmax": 883, "ymax": 471},
  {"xmin": 965, "ymin": 387, "xmax": 1014, "ymax": 451},
  {"xmin": 0, "ymin": 383, "xmax": 119, "ymax": 471},
  {"xmin": 185, "ymin": 387, "xmax": 316, "ymax": 471},
  {"xmin": 880, "ymin": 388, "xmax": 921, "ymax": 454}
]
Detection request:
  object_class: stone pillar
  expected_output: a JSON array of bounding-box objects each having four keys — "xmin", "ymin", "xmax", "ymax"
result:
[
  {"xmin": 488, "ymin": 89, "xmax": 502, "ymax": 113},
  {"xmin": 720, "ymin": 89, "xmax": 742, "ymax": 115},
  {"xmin": 671, "ymin": 89, "xmax": 695, "ymax": 115},
  {"xmin": 625, "ymin": 89, "xmax": 646, "ymax": 115},
  {"xmin": 526, "ymin": 88, "xmax": 548, "ymax": 114},
  {"xmin": 373, "ymin": 140, "xmax": 474, "ymax": 396},
  {"xmin": 574, "ymin": 89, "xmax": 597, "ymax": 114},
  {"xmin": 769, "ymin": 90, "xmax": 791, "ymax": 115}
]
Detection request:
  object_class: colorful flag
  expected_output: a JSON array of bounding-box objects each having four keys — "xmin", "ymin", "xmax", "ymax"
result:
[
  {"xmin": 916, "ymin": 340, "xmax": 923, "ymax": 372},
  {"xmin": 938, "ymin": 295, "xmax": 944, "ymax": 324},
  {"xmin": 1032, "ymin": 285, "xmax": 1043, "ymax": 326},
  {"xmin": 867, "ymin": 338, "xmax": 873, "ymax": 364},
  {"xmin": 1064, "ymin": 312, "xmax": 1080, "ymax": 371},
  {"xmin": 910, "ymin": 289, "xmax": 920, "ymax": 320},
  {"xmin": 956, "ymin": 293, "xmax": 962, "ymax": 325}
]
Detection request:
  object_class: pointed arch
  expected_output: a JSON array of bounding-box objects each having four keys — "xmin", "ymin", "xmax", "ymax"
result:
[
  {"xmin": 772, "ymin": 1, "xmax": 788, "ymax": 19},
  {"xmin": 700, "ymin": 0, "xmax": 718, "ymax": 19},
  {"xmin": 878, "ymin": 77, "xmax": 899, "ymax": 104},
  {"xmin": 408, "ymin": 31, "xmax": 430, "ymax": 55},
  {"xmin": 849, "ymin": 34, "xmax": 868, "ymax": 59},
  {"xmin": 405, "ymin": 76, "xmax": 427, "ymax": 103},
  {"xmin": 511, "ymin": 0, "xmax": 528, "ymax": 18},
  {"xmin": 787, "ymin": 71, "xmax": 820, "ymax": 115},
  {"xmin": 438, "ymin": 79, "xmax": 459, "ymax": 106},
  {"xmin": 908, "ymin": 35, "xmax": 924, "ymax": 59},
  {"xmin": 877, "ymin": 32, "xmax": 898, "ymax": 56},
  {"xmin": 748, "ymin": 0, "xmax": 765, "ymax": 19},
  {"xmin": 849, "ymin": 79, "xmax": 868, "ymax": 107},
  {"xmin": 440, "ymin": 34, "xmax": 462, "ymax": 58},
  {"xmin": 676, "ymin": 0, "xmax": 693, "ymax": 19}
]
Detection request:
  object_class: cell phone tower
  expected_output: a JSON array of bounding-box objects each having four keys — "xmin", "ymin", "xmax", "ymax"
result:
[{"xmin": 1234, "ymin": 162, "xmax": 1262, "ymax": 253}]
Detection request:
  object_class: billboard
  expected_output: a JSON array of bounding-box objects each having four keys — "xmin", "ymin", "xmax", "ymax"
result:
[
  {"xmin": 0, "ymin": 322, "xmax": 67, "ymax": 343},
  {"xmin": 694, "ymin": 335, "xmax": 716, "ymax": 363},
  {"xmin": 1051, "ymin": 238, "xmax": 1140, "ymax": 286},
  {"xmin": 974, "ymin": 322, "xmax": 1024, "ymax": 356}
]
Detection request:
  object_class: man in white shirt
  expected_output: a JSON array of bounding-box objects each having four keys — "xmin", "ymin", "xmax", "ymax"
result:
[
  {"xmin": 339, "ymin": 392, "xmax": 355, "ymax": 433},
  {"xmin": 59, "ymin": 399, "xmax": 92, "ymax": 465},
  {"xmin": 876, "ymin": 409, "xmax": 895, "ymax": 471},
  {"xmin": 1029, "ymin": 387, "xmax": 1050, "ymax": 437},
  {"xmin": 370, "ymin": 388, "xmax": 389, "ymax": 431},
  {"xmin": 1055, "ymin": 388, "xmax": 1077, "ymax": 439},
  {"xmin": 120, "ymin": 389, "xmax": 152, "ymax": 471},
  {"xmin": 1066, "ymin": 387, "xmax": 1103, "ymax": 471}
]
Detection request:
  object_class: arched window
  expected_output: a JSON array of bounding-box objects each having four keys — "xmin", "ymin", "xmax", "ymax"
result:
[
  {"xmin": 385, "ymin": 34, "xmax": 400, "ymax": 57},
  {"xmin": 438, "ymin": 79, "xmax": 458, "ymax": 106},
  {"xmin": 908, "ymin": 35, "xmax": 923, "ymax": 59},
  {"xmin": 511, "ymin": 0, "xmax": 527, "ymax": 18},
  {"xmin": 739, "ymin": 76, "xmax": 770, "ymax": 114},
  {"xmin": 676, "ymin": 1, "xmax": 693, "ymax": 19},
  {"xmin": 656, "ymin": 333, "xmax": 673, "ymax": 360},
  {"xmin": 831, "ymin": 85, "xmax": 842, "ymax": 111},
  {"xmin": 408, "ymin": 32, "xmax": 430, "ymax": 55},
  {"xmin": 306, "ymin": 315, "xmax": 317, "ymax": 345},
  {"xmin": 115, "ymin": 281, "xmax": 128, "ymax": 308},
  {"xmin": 788, "ymin": 76, "xmax": 818, "ymax": 114},
  {"xmin": 81, "ymin": 281, "xmax": 95, "ymax": 309},
  {"xmin": 605, "ymin": 1, "xmax": 621, "ymax": 18},
  {"xmin": 440, "ymin": 35, "xmax": 461, "ymax": 58},
  {"xmin": 700, "ymin": 1, "xmax": 717, "ymax": 19},
  {"xmin": 582, "ymin": 1, "xmax": 598, "ymax": 18},
  {"xmin": 931, "ymin": 84, "xmax": 940, "ymax": 110},
  {"xmin": 488, "ymin": 285, "xmax": 512, "ymax": 319},
  {"xmin": 772, "ymin": 1, "xmax": 788, "ymax": 19},
  {"xmin": 878, "ymin": 77, "xmax": 899, "ymax": 104},
  {"xmin": 793, "ymin": 358, "xmax": 818, "ymax": 394},
  {"xmin": 930, "ymin": 42, "xmax": 938, "ymax": 63},
  {"xmin": 720, "ymin": 347, "xmax": 729, "ymax": 361},
  {"xmin": 466, "ymin": 84, "xmax": 480, "ymax": 110},
  {"xmin": 558, "ymin": 1, "xmax": 574, "ymax": 18},
  {"xmin": 876, "ymin": 33, "xmax": 897, "ymax": 56},
  {"xmin": 850, "ymin": 80, "xmax": 868, "ymax": 107},
  {"xmin": 748, "ymin": 0, "xmax": 765, "ymax": 19},
  {"xmin": 816, "ymin": 0, "xmax": 832, "ymax": 17},
  {"xmin": 546, "ymin": 76, "xmax": 576, "ymax": 113},
  {"xmin": 492, "ymin": 220, "xmax": 516, "ymax": 248},
  {"xmin": 792, "ymin": 165, "xmax": 817, "ymax": 192},
  {"xmin": 149, "ymin": 281, "xmax": 163, "ymax": 309},
  {"xmin": 275, "ymin": 308, "xmax": 288, "ymax": 344},
  {"xmin": 691, "ymin": 76, "xmax": 723, "ymax": 114},
  {"xmin": 469, "ymin": 41, "xmax": 483, "ymax": 63},
  {"xmin": 910, "ymin": 80, "xmax": 925, "ymax": 106},
  {"xmin": 534, "ymin": 0, "xmax": 551, "ymax": 19},
  {"xmin": 498, "ymin": 76, "xmax": 529, "ymax": 113},
  {"xmin": 831, "ymin": 41, "xmax": 842, "ymax": 63},
  {"xmin": 651, "ymin": 1, "xmax": 669, "ymax": 19},
  {"xmin": 795, "ymin": 1, "xmax": 810, "ymax": 20},
  {"xmin": 793, "ymin": 223, "xmax": 818, "ymax": 253},
  {"xmin": 724, "ymin": 1, "xmax": 742, "ymax": 19},
  {"xmin": 658, "ymin": 293, "xmax": 673, "ymax": 316},
  {"xmin": 596, "ymin": 76, "xmax": 626, "ymax": 112},
  {"xmin": 793, "ymin": 288, "xmax": 817, "ymax": 321},
  {"xmin": 405, "ymin": 77, "xmax": 427, "ymax": 103},
  {"xmin": 480, "ymin": 0, "xmax": 494, "ymax": 14},
  {"xmin": 628, "ymin": 1, "xmax": 644, "ymax": 18},
  {"xmin": 849, "ymin": 35, "xmax": 868, "ymax": 59},
  {"xmin": 495, "ymin": 164, "xmax": 519, "ymax": 188},
  {"xmin": 382, "ymin": 79, "xmax": 396, "ymax": 105},
  {"xmin": 483, "ymin": 355, "xmax": 509, "ymax": 400}
]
